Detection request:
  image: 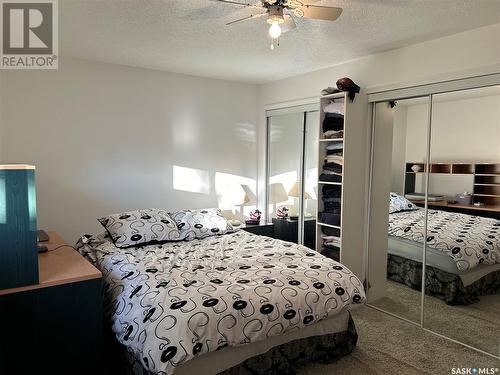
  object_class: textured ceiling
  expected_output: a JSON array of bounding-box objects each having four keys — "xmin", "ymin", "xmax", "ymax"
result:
[{"xmin": 60, "ymin": 0, "xmax": 500, "ymax": 83}]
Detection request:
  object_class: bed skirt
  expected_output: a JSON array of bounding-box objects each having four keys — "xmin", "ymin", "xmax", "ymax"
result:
[
  {"xmin": 387, "ymin": 254, "xmax": 500, "ymax": 305},
  {"xmin": 112, "ymin": 314, "xmax": 358, "ymax": 375}
]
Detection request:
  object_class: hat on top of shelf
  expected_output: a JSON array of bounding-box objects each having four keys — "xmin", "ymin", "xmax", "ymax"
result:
[{"xmin": 336, "ymin": 77, "xmax": 360, "ymax": 102}]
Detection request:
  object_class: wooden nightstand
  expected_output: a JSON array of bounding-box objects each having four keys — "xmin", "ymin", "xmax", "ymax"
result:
[
  {"xmin": 240, "ymin": 222, "xmax": 275, "ymax": 237},
  {"xmin": 0, "ymin": 231, "xmax": 103, "ymax": 374}
]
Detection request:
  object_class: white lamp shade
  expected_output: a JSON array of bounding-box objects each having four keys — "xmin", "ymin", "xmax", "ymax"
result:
[
  {"xmin": 287, "ymin": 181, "xmax": 311, "ymax": 199},
  {"xmin": 269, "ymin": 183, "xmax": 288, "ymax": 204}
]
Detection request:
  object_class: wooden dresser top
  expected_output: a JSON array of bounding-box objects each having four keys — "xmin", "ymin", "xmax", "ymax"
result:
[{"xmin": 0, "ymin": 231, "xmax": 101, "ymax": 296}]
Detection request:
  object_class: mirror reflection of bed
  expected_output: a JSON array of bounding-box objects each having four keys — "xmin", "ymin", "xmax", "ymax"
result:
[{"xmin": 368, "ymin": 85, "xmax": 500, "ymax": 357}]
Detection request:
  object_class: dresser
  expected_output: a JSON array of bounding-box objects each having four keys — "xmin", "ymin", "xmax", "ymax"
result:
[{"xmin": 0, "ymin": 231, "xmax": 103, "ymax": 374}]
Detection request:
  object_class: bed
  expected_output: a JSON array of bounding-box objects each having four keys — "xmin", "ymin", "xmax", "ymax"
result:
[
  {"xmin": 387, "ymin": 205, "xmax": 500, "ymax": 304},
  {"xmin": 76, "ymin": 229, "xmax": 365, "ymax": 375}
]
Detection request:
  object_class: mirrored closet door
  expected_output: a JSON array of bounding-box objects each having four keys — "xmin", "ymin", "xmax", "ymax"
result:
[
  {"xmin": 367, "ymin": 96, "xmax": 431, "ymax": 324},
  {"xmin": 266, "ymin": 105, "xmax": 319, "ymax": 249},
  {"xmin": 367, "ymin": 77, "xmax": 500, "ymax": 359},
  {"xmin": 424, "ymin": 85, "xmax": 500, "ymax": 357}
]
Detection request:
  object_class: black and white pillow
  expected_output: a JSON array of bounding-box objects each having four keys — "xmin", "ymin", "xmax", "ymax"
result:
[
  {"xmin": 169, "ymin": 208, "xmax": 234, "ymax": 240},
  {"xmin": 98, "ymin": 208, "xmax": 182, "ymax": 248},
  {"xmin": 389, "ymin": 192, "xmax": 419, "ymax": 214}
]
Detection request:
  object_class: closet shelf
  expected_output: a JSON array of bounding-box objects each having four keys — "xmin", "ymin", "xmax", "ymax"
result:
[
  {"xmin": 474, "ymin": 183, "xmax": 500, "ymax": 187},
  {"xmin": 473, "ymin": 193, "xmax": 500, "ymax": 198},
  {"xmin": 319, "ymin": 138, "xmax": 343, "ymax": 142},
  {"xmin": 317, "ymin": 222, "xmax": 341, "ymax": 230},
  {"xmin": 318, "ymin": 181, "xmax": 342, "ymax": 185}
]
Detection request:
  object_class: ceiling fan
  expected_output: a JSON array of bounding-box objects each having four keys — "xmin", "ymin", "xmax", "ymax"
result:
[{"xmin": 211, "ymin": 0, "xmax": 343, "ymax": 49}]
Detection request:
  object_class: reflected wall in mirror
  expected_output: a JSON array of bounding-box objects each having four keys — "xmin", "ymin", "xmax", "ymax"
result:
[
  {"xmin": 423, "ymin": 85, "xmax": 500, "ymax": 357},
  {"xmin": 367, "ymin": 96, "xmax": 431, "ymax": 324}
]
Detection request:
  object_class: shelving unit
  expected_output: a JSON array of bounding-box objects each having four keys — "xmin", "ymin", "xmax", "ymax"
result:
[
  {"xmin": 315, "ymin": 92, "xmax": 367, "ymax": 279},
  {"xmin": 404, "ymin": 161, "xmax": 500, "ymax": 211}
]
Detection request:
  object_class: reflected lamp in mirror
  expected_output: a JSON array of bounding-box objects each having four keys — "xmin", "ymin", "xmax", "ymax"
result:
[
  {"xmin": 269, "ymin": 183, "xmax": 288, "ymax": 217},
  {"xmin": 288, "ymin": 181, "xmax": 312, "ymax": 218}
]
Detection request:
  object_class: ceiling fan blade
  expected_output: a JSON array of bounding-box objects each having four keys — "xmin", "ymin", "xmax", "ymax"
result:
[
  {"xmin": 210, "ymin": 0, "xmax": 261, "ymax": 8},
  {"xmin": 226, "ymin": 12, "xmax": 267, "ymax": 25},
  {"xmin": 281, "ymin": 14, "xmax": 296, "ymax": 33},
  {"xmin": 295, "ymin": 5, "xmax": 342, "ymax": 21}
]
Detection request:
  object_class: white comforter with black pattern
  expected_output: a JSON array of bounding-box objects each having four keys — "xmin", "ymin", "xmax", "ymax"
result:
[
  {"xmin": 76, "ymin": 230, "xmax": 365, "ymax": 375},
  {"xmin": 389, "ymin": 208, "xmax": 500, "ymax": 271}
]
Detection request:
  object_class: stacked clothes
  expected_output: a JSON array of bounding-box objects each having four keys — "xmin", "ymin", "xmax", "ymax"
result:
[
  {"xmin": 319, "ymin": 184, "xmax": 341, "ymax": 226},
  {"xmin": 319, "ymin": 142, "xmax": 343, "ymax": 183},
  {"xmin": 322, "ymin": 101, "xmax": 344, "ymax": 139},
  {"xmin": 321, "ymin": 227, "xmax": 340, "ymax": 261}
]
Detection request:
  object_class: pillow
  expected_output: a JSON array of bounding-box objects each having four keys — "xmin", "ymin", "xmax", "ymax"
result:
[
  {"xmin": 169, "ymin": 208, "xmax": 234, "ymax": 241},
  {"xmin": 98, "ymin": 208, "xmax": 182, "ymax": 248},
  {"xmin": 389, "ymin": 193, "xmax": 419, "ymax": 214}
]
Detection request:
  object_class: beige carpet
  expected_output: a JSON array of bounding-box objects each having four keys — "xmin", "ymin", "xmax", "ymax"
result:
[
  {"xmin": 298, "ymin": 305, "xmax": 500, "ymax": 375},
  {"xmin": 370, "ymin": 280, "xmax": 500, "ymax": 356}
]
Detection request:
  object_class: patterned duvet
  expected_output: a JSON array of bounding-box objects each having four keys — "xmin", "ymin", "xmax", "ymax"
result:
[
  {"xmin": 389, "ymin": 208, "xmax": 500, "ymax": 271},
  {"xmin": 76, "ymin": 230, "xmax": 365, "ymax": 375}
]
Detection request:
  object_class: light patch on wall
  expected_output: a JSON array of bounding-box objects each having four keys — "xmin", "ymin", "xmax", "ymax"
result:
[
  {"xmin": 173, "ymin": 165, "xmax": 210, "ymax": 194},
  {"xmin": 215, "ymin": 172, "xmax": 256, "ymax": 217}
]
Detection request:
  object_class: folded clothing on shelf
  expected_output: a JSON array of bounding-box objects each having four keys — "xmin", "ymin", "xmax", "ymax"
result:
[
  {"xmin": 323, "ymin": 113, "xmax": 344, "ymax": 132},
  {"xmin": 322, "ymin": 245, "xmax": 340, "ymax": 261},
  {"xmin": 323, "ymin": 163, "xmax": 343, "ymax": 174},
  {"xmin": 319, "ymin": 173, "xmax": 342, "ymax": 183},
  {"xmin": 325, "ymin": 142, "xmax": 343, "ymax": 151},
  {"xmin": 326, "ymin": 150, "xmax": 343, "ymax": 156},
  {"xmin": 325, "ymin": 155, "xmax": 343, "ymax": 165},
  {"xmin": 323, "ymin": 235, "xmax": 341, "ymax": 247},
  {"xmin": 323, "ymin": 130, "xmax": 344, "ymax": 139},
  {"xmin": 320, "ymin": 212, "xmax": 341, "ymax": 226}
]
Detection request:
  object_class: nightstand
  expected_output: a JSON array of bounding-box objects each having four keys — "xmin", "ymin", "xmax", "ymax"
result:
[
  {"xmin": 0, "ymin": 231, "xmax": 103, "ymax": 374},
  {"xmin": 272, "ymin": 218, "xmax": 316, "ymax": 250},
  {"xmin": 240, "ymin": 222, "xmax": 275, "ymax": 237}
]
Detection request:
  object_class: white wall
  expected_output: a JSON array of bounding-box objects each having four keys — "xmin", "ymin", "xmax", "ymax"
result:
[{"xmin": 0, "ymin": 58, "xmax": 258, "ymax": 243}]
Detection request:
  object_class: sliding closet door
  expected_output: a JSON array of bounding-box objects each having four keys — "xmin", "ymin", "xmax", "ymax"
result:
[
  {"xmin": 267, "ymin": 105, "xmax": 319, "ymax": 248},
  {"xmin": 367, "ymin": 96, "xmax": 431, "ymax": 324},
  {"xmin": 302, "ymin": 110, "xmax": 320, "ymax": 249},
  {"xmin": 423, "ymin": 86, "xmax": 500, "ymax": 356},
  {"xmin": 267, "ymin": 112, "xmax": 304, "ymax": 244}
]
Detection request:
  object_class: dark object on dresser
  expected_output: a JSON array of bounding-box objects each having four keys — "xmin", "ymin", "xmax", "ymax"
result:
[
  {"xmin": 0, "ymin": 165, "xmax": 39, "ymax": 290},
  {"xmin": 0, "ymin": 231, "xmax": 103, "ymax": 374},
  {"xmin": 241, "ymin": 222, "xmax": 274, "ymax": 238},
  {"xmin": 272, "ymin": 218, "xmax": 316, "ymax": 250}
]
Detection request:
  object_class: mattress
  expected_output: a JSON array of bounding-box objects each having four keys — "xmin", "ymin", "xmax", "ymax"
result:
[
  {"xmin": 388, "ymin": 236, "xmax": 500, "ymax": 287},
  {"xmin": 76, "ymin": 230, "xmax": 365, "ymax": 375}
]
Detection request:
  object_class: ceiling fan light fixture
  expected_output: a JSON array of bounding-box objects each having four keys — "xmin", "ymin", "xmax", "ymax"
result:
[{"xmin": 268, "ymin": 21, "xmax": 282, "ymax": 38}]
